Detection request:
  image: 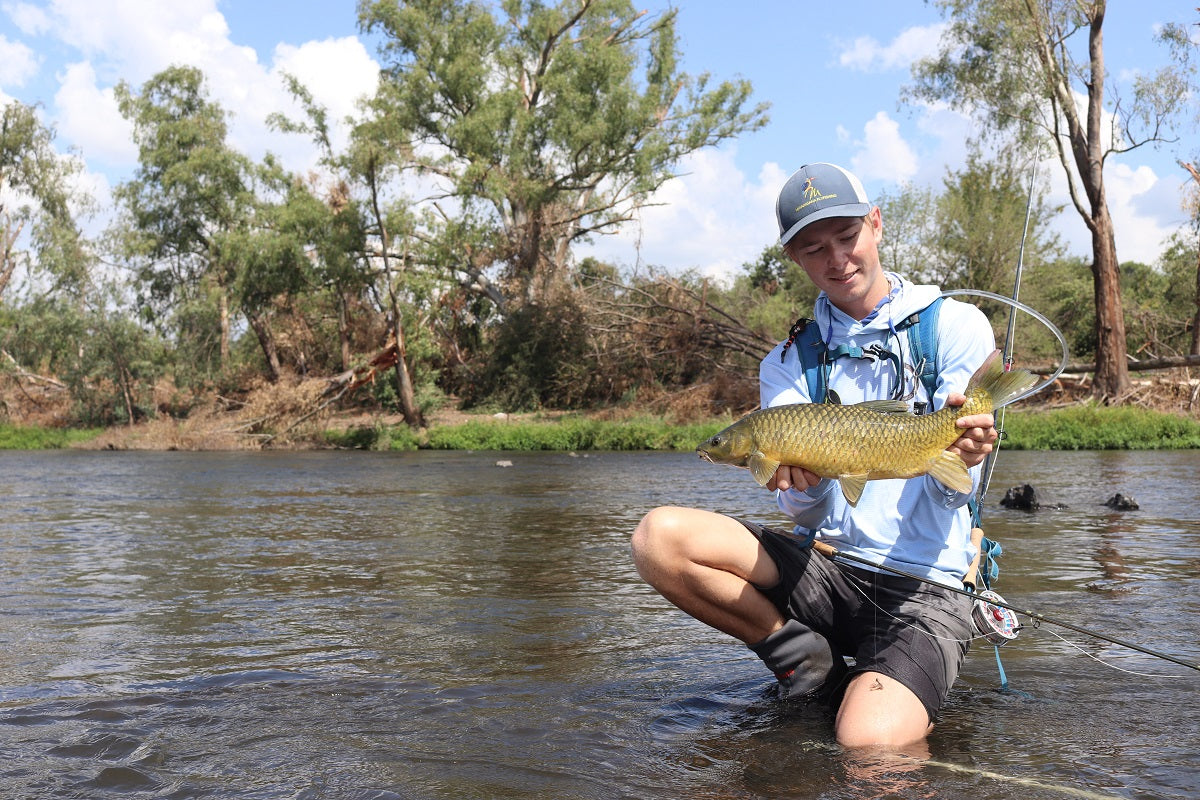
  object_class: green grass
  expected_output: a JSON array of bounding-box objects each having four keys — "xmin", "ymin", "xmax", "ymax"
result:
[
  {"xmin": 1001, "ymin": 403, "xmax": 1200, "ymax": 450},
  {"xmin": 12, "ymin": 404, "xmax": 1195, "ymax": 453},
  {"xmin": 326, "ymin": 416, "xmax": 727, "ymax": 452},
  {"xmin": 328, "ymin": 404, "xmax": 1200, "ymax": 453},
  {"xmin": 0, "ymin": 424, "xmax": 104, "ymax": 449}
]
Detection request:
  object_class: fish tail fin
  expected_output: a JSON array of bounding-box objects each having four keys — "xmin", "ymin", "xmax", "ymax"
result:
[{"xmin": 967, "ymin": 349, "xmax": 1040, "ymax": 409}]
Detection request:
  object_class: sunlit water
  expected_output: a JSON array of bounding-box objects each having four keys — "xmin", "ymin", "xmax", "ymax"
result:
[{"xmin": 0, "ymin": 448, "xmax": 1196, "ymax": 799}]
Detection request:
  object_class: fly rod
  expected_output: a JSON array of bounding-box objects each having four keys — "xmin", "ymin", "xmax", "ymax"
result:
[
  {"xmin": 978, "ymin": 150, "xmax": 1039, "ymax": 505},
  {"xmin": 801, "ymin": 536, "xmax": 1200, "ymax": 673}
]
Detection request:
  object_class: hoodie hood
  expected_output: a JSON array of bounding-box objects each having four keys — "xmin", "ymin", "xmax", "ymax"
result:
[{"xmin": 813, "ymin": 272, "xmax": 942, "ymax": 343}]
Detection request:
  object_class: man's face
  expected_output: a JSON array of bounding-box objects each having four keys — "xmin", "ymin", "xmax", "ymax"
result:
[{"xmin": 786, "ymin": 206, "xmax": 887, "ymax": 319}]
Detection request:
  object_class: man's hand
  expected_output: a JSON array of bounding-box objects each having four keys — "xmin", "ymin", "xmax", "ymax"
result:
[
  {"xmin": 945, "ymin": 391, "xmax": 998, "ymax": 468},
  {"xmin": 767, "ymin": 464, "xmax": 822, "ymax": 493}
]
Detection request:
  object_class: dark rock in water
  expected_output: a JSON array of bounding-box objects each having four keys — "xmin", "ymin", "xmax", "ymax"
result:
[
  {"xmin": 999, "ymin": 484, "xmax": 1041, "ymax": 510},
  {"xmin": 1104, "ymin": 493, "xmax": 1139, "ymax": 511},
  {"xmin": 999, "ymin": 484, "xmax": 1067, "ymax": 511}
]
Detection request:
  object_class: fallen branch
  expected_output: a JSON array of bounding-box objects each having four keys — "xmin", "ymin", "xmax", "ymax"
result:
[{"xmin": 1027, "ymin": 354, "xmax": 1200, "ymax": 374}]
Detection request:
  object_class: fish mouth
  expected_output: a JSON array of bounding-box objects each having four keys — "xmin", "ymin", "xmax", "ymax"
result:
[{"xmin": 696, "ymin": 449, "xmax": 714, "ymax": 464}]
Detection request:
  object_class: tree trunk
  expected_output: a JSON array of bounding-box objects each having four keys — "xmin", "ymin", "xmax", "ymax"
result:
[
  {"xmin": 219, "ymin": 290, "xmax": 231, "ymax": 369},
  {"xmin": 338, "ymin": 291, "xmax": 352, "ymax": 371},
  {"xmin": 1090, "ymin": 207, "xmax": 1130, "ymax": 400},
  {"xmin": 1193, "ymin": 251, "xmax": 1200, "ymax": 356},
  {"xmin": 246, "ymin": 310, "xmax": 282, "ymax": 383},
  {"xmin": 1178, "ymin": 161, "xmax": 1200, "ymax": 356},
  {"xmin": 389, "ymin": 312, "xmax": 423, "ymax": 428}
]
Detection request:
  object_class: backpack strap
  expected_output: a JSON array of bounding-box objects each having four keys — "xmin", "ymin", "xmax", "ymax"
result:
[
  {"xmin": 779, "ymin": 317, "xmax": 827, "ymax": 402},
  {"xmin": 896, "ymin": 295, "xmax": 943, "ymax": 412}
]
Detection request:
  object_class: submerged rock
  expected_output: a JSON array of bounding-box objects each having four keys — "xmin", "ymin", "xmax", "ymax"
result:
[
  {"xmin": 999, "ymin": 484, "xmax": 1067, "ymax": 511},
  {"xmin": 1104, "ymin": 493, "xmax": 1139, "ymax": 511}
]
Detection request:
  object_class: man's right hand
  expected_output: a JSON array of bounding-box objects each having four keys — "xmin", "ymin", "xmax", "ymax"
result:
[{"xmin": 767, "ymin": 464, "xmax": 822, "ymax": 492}]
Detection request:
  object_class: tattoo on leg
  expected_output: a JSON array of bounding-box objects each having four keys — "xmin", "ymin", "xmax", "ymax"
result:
[{"xmin": 870, "ymin": 678, "xmax": 883, "ymax": 691}]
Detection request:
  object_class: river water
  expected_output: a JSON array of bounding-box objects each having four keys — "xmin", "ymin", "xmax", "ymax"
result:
[{"xmin": 0, "ymin": 448, "xmax": 1197, "ymax": 799}]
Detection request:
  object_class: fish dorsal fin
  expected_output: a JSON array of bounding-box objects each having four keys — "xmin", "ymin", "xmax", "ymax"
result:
[
  {"xmin": 927, "ymin": 450, "xmax": 972, "ymax": 494},
  {"xmin": 825, "ymin": 388, "xmax": 843, "ymax": 405},
  {"xmin": 839, "ymin": 473, "xmax": 869, "ymax": 507},
  {"xmin": 855, "ymin": 399, "xmax": 911, "ymax": 415},
  {"xmin": 749, "ymin": 451, "xmax": 781, "ymax": 487}
]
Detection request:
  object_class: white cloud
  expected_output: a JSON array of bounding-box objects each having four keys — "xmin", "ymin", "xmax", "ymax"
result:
[
  {"xmin": 836, "ymin": 23, "xmax": 948, "ymax": 72},
  {"xmin": 0, "ymin": 34, "xmax": 38, "ymax": 88},
  {"xmin": 6, "ymin": 2, "xmax": 52, "ymax": 36},
  {"xmin": 270, "ymin": 37, "xmax": 380, "ymax": 158},
  {"xmin": 1105, "ymin": 163, "xmax": 1181, "ymax": 264},
  {"xmin": 850, "ymin": 111, "xmax": 918, "ymax": 184},
  {"xmin": 15, "ymin": 0, "xmax": 384, "ymax": 193},
  {"xmin": 1038, "ymin": 156, "xmax": 1185, "ymax": 265},
  {"xmin": 53, "ymin": 61, "xmax": 136, "ymax": 167},
  {"xmin": 577, "ymin": 148, "xmax": 783, "ymax": 283}
]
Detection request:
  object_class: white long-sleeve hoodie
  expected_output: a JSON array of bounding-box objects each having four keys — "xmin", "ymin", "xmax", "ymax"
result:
[{"xmin": 758, "ymin": 273, "xmax": 995, "ymax": 586}]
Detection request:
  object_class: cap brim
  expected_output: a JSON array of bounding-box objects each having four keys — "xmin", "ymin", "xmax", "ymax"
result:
[{"xmin": 779, "ymin": 202, "xmax": 873, "ymax": 246}]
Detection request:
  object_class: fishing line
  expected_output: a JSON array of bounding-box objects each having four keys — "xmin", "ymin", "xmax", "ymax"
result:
[
  {"xmin": 837, "ymin": 562, "xmax": 999, "ymax": 647},
  {"xmin": 792, "ymin": 535, "xmax": 1200, "ymax": 674},
  {"xmin": 836, "ymin": 551, "xmax": 1191, "ymax": 678},
  {"xmin": 1041, "ymin": 627, "xmax": 1191, "ymax": 679},
  {"xmin": 916, "ymin": 757, "xmax": 1127, "ymax": 800},
  {"xmin": 939, "ymin": 288, "xmax": 1070, "ymax": 404}
]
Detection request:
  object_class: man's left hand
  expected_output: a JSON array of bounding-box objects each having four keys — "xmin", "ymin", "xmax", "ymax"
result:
[{"xmin": 945, "ymin": 391, "xmax": 998, "ymax": 469}]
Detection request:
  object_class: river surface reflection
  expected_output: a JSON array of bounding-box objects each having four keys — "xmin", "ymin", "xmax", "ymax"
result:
[{"xmin": 0, "ymin": 448, "xmax": 1197, "ymax": 799}]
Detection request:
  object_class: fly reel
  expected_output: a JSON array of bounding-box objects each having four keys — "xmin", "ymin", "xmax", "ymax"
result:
[{"xmin": 972, "ymin": 590, "xmax": 1021, "ymax": 646}]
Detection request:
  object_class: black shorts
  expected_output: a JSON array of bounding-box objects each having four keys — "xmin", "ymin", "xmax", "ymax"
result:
[{"xmin": 738, "ymin": 518, "xmax": 973, "ymax": 721}]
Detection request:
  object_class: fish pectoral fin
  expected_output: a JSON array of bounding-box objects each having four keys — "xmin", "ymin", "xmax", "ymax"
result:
[
  {"xmin": 928, "ymin": 450, "xmax": 973, "ymax": 494},
  {"xmin": 855, "ymin": 400, "xmax": 912, "ymax": 415},
  {"xmin": 838, "ymin": 473, "xmax": 869, "ymax": 507},
  {"xmin": 748, "ymin": 451, "xmax": 781, "ymax": 487}
]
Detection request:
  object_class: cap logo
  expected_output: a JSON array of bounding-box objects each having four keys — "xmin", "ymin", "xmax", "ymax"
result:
[{"xmin": 795, "ymin": 177, "xmax": 837, "ymax": 213}]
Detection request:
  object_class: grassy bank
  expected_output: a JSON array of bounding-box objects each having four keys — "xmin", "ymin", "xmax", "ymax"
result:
[
  {"xmin": 0, "ymin": 424, "xmax": 105, "ymax": 450},
  {"xmin": 324, "ymin": 415, "xmax": 728, "ymax": 452},
  {"xmin": 326, "ymin": 403, "xmax": 1200, "ymax": 452},
  {"xmin": 3, "ymin": 403, "xmax": 1199, "ymax": 452}
]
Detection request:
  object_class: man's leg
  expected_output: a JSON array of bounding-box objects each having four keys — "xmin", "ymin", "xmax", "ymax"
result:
[
  {"xmin": 630, "ymin": 506, "xmax": 782, "ymax": 643},
  {"xmin": 834, "ymin": 672, "xmax": 933, "ymax": 748},
  {"xmin": 630, "ymin": 506, "xmax": 841, "ymax": 700}
]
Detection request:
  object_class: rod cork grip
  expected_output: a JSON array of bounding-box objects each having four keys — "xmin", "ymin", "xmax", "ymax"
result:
[
  {"xmin": 811, "ymin": 540, "xmax": 838, "ymax": 558},
  {"xmin": 964, "ymin": 526, "xmax": 985, "ymax": 589}
]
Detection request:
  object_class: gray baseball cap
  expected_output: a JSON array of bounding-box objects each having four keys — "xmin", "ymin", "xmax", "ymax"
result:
[{"xmin": 776, "ymin": 163, "xmax": 873, "ymax": 246}]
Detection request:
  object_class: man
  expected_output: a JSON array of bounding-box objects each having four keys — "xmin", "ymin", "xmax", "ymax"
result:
[{"xmin": 630, "ymin": 162, "xmax": 998, "ymax": 748}]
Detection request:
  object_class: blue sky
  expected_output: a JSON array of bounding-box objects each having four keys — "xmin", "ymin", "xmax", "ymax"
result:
[{"xmin": 0, "ymin": 0, "xmax": 1192, "ymax": 283}]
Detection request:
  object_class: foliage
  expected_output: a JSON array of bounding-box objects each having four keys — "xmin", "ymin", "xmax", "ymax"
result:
[
  {"xmin": 4, "ymin": 10, "xmax": 1200, "ymax": 438},
  {"xmin": 359, "ymin": 0, "xmax": 768, "ymax": 312},
  {"xmin": 457, "ymin": 299, "xmax": 593, "ymax": 411},
  {"xmin": 0, "ymin": 101, "xmax": 91, "ymax": 299},
  {"xmin": 908, "ymin": 0, "xmax": 1197, "ymax": 399},
  {"xmin": 1004, "ymin": 405, "xmax": 1200, "ymax": 450}
]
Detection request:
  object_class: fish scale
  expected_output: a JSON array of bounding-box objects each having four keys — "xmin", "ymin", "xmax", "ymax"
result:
[{"xmin": 696, "ymin": 350, "xmax": 1039, "ymax": 506}]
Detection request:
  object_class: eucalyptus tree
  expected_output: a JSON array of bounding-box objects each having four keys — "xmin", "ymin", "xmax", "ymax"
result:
[
  {"xmin": 909, "ymin": 0, "xmax": 1195, "ymax": 401},
  {"xmin": 269, "ymin": 76, "xmax": 426, "ymax": 426},
  {"xmin": 934, "ymin": 152, "xmax": 1062, "ymax": 296},
  {"xmin": 357, "ymin": 0, "xmax": 769, "ymax": 314},
  {"xmin": 113, "ymin": 65, "xmax": 256, "ymax": 375},
  {"xmin": 875, "ymin": 152, "xmax": 1060, "ymax": 294},
  {"xmin": 0, "ymin": 101, "xmax": 90, "ymax": 299}
]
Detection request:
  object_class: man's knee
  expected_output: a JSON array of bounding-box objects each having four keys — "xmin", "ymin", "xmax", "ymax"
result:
[
  {"xmin": 834, "ymin": 672, "xmax": 932, "ymax": 749},
  {"xmin": 630, "ymin": 506, "xmax": 690, "ymax": 575}
]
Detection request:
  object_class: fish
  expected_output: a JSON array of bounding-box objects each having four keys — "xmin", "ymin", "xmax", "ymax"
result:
[{"xmin": 695, "ymin": 349, "xmax": 1039, "ymax": 506}]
